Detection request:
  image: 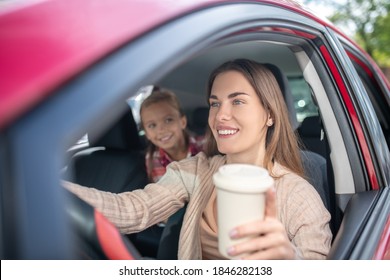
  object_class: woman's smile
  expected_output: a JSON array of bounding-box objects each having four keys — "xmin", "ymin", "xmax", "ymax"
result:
[
  {"xmin": 218, "ymin": 129, "xmax": 238, "ymax": 136},
  {"xmin": 216, "ymin": 125, "xmax": 239, "ymax": 137}
]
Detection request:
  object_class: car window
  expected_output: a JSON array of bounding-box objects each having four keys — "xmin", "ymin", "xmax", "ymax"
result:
[
  {"xmin": 69, "ymin": 86, "xmax": 153, "ymax": 150},
  {"xmin": 348, "ymin": 53, "xmax": 390, "ymax": 149},
  {"xmin": 127, "ymin": 85, "xmax": 154, "ymax": 138},
  {"xmin": 288, "ymin": 76, "xmax": 319, "ymax": 123}
]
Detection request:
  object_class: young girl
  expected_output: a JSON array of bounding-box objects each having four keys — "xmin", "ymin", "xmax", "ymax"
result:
[
  {"xmin": 140, "ymin": 87, "xmax": 205, "ymax": 182},
  {"xmin": 64, "ymin": 59, "xmax": 332, "ymax": 259}
]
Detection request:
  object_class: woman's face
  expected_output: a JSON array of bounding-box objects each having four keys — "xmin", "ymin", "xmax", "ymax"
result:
[
  {"xmin": 208, "ymin": 70, "xmax": 271, "ymax": 162},
  {"xmin": 141, "ymin": 101, "xmax": 187, "ymax": 151}
]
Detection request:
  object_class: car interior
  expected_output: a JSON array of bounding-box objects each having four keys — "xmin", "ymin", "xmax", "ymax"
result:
[
  {"xmin": 63, "ymin": 39, "xmax": 364, "ymax": 259},
  {"xmin": 2, "ymin": 0, "xmax": 389, "ymax": 262}
]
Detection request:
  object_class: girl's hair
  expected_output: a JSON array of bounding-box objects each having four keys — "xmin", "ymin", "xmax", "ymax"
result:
[
  {"xmin": 140, "ymin": 86, "xmax": 190, "ymax": 181},
  {"xmin": 204, "ymin": 59, "xmax": 305, "ymax": 177},
  {"xmin": 140, "ymin": 86, "xmax": 185, "ymax": 119}
]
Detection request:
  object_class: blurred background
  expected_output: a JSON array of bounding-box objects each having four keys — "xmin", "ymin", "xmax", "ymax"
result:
[{"xmin": 304, "ymin": 0, "xmax": 390, "ymax": 80}]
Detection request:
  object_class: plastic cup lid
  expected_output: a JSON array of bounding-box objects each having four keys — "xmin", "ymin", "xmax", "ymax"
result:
[{"xmin": 213, "ymin": 164, "xmax": 273, "ymax": 193}]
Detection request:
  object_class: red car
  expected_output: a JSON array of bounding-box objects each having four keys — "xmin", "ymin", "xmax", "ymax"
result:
[{"xmin": 0, "ymin": 0, "xmax": 389, "ymax": 260}]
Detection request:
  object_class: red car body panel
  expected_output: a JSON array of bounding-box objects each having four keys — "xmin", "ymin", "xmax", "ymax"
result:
[
  {"xmin": 0, "ymin": 0, "xmax": 358, "ymax": 130},
  {"xmin": 95, "ymin": 211, "xmax": 137, "ymax": 260},
  {"xmin": 373, "ymin": 216, "xmax": 390, "ymax": 260},
  {"xmin": 0, "ymin": 0, "xmax": 211, "ymax": 129}
]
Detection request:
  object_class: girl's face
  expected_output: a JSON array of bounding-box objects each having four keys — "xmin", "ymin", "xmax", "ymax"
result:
[
  {"xmin": 208, "ymin": 70, "xmax": 272, "ymax": 163},
  {"xmin": 141, "ymin": 101, "xmax": 187, "ymax": 151}
]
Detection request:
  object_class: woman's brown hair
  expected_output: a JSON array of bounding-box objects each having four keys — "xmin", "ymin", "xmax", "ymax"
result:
[{"xmin": 204, "ymin": 59, "xmax": 305, "ymax": 177}]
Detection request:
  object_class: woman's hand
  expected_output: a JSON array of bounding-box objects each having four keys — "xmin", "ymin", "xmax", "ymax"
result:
[{"xmin": 227, "ymin": 188, "xmax": 298, "ymax": 260}]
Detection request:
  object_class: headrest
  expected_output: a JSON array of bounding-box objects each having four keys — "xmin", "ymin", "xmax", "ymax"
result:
[
  {"xmin": 89, "ymin": 106, "xmax": 141, "ymax": 150},
  {"xmin": 299, "ymin": 116, "xmax": 322, "ymax": 137},
  {"xmin": 264, "ymin": 63, "xmax": 299, "ymax": 131},
  {"xmin": 193, "ymin": 107, "xmax": 209, "ymax": 127},
  {"xmin": 191, "ymin": 107, "xmax": 209, "ymax": 135}
]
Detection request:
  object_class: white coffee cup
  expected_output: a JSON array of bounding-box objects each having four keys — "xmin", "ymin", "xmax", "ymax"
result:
[{"xmin": 213, "ymin": 164, "xmax": 274, "ymax": 259}]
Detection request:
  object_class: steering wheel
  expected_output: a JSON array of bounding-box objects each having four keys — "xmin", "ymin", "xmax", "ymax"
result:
[{"xmin": 64, "ymin": 190, "xmax": 141, "ymax": 260}]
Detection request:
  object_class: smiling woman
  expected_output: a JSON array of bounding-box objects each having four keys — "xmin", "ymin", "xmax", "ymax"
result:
[
  {"xmin": 205, "ymin": 59, "xmax": 304, "ymax": 177},
  {"xmin": 63, "ymin": 58, "xmax": 332, "ymax": 260},
  {"xmin": 1, "ymin": 0, "xmax": 389, "ymax": 262},
  {"xmin": 208, "ymin": 71, "xmax": 272, "ymax": 159}
]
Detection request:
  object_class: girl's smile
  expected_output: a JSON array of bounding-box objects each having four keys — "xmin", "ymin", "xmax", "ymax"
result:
[{"xmin": 141, "ymin": 101, "xmax": 187, "ymax": 160}]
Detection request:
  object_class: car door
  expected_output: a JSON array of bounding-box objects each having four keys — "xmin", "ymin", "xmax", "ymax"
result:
[
  {"xmin": 326, "ymin": 30, "xmax": 390, "ymax": 259},
  {"xmin": 1, "ymin": 0, "xmax": 389, "ymax": 259}
]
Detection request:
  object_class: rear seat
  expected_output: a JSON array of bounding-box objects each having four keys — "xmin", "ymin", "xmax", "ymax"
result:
[
  {"xmin": 298, "ymin": 115, "xmax": 327, "ymax": 159},
  {"xmin": 190, "ymin": 107, "xmax": 209, "ymax": 136},
  {"xmin": 64, "ymin": 105, "xmax": 163, "ymax": 258},
  {"xmin": 66, "ymin": 107, "xmax": 147, "ymax": 193}
]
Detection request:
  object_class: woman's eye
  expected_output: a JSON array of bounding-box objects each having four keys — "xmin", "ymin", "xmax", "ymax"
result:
[
  {"xmin": 165, "ymin": 117, "xmax": 174, "ymax": 123},
  {"xmin": 209, "ymin": 101, "xmax": 220, "ymax": 108},
  {"xmin": 233, "ymin": 99, "xmax": 243, "ymax": 105},
  {"xmin": 147, "ymin": 123, "xmax": 156, "ymax": 129}
]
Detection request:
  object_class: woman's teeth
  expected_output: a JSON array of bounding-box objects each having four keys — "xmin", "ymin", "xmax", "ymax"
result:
[{"xmin": 218, "ymin": 129, "xmax": 237, "ymax": 135}]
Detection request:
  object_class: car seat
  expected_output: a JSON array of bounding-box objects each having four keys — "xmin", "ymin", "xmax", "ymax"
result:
[
  {"xmin": 191, "ymin": 107, "xmax": 209, "ymax": 135},
  {"xmin": 64, "ymin": 105, "xmax": 163, "ymax": 258},
  {"xmin": 66, "ymin": 106, "xmax": 147, "ymax": 193},
  {"xmin": 298, "ymin": 115, "xmax": 327, "ymax": 159},
  {"xmin": 263, "ymin": 63, "xmax": 330, "ymax": 208}
]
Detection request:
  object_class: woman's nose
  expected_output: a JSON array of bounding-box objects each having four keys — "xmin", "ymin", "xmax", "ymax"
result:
[{"xmin": 215, "ymin": 103, "xmax": 232, "ymax": 121}]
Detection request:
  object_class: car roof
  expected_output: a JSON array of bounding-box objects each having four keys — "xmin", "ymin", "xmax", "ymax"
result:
[{"xmin": 0, "ymin": 0, "xmax": 342, "ymax": 130}]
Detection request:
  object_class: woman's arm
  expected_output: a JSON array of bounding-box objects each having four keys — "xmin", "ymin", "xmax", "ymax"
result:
[{"xmin": 62, "ymin": 167, "xmax": 189, "ymax": 234}]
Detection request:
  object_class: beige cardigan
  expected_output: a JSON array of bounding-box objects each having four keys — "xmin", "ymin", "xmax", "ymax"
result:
[{"xmin": 63, "ymin": 152, "xmax": 332, "ymax": 259}]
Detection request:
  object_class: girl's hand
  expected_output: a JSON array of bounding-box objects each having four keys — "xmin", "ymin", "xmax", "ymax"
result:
[{"xmin": 227, "ymin": 188, "xmax": 298, "ymax": 260}]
